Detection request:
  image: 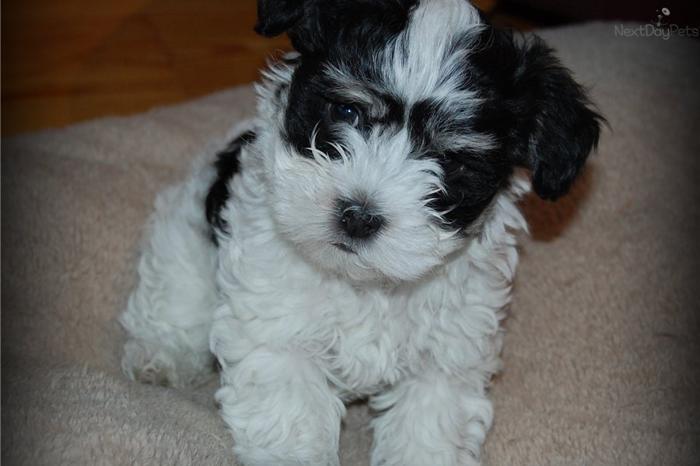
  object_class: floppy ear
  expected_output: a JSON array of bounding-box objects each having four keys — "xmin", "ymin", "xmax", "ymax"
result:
[
  {"xmin": 515, "ymin": 37, "xmax": 603, "ymax": 200},
  {"xmin": 255, "ymin": 0, "xmax": 324, "ymax": 54},
  {"xmin": 255, "ymin": 0, "xmax": 305, "ymax": 37},
  {"xmin": 473, "ymin": 29, "xmax": 603, "ymax": 201}
]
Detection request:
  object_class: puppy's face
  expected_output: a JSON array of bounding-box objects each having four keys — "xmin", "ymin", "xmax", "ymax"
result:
[{"xmin": 255, "ymin": 0, "xmax": 601, "ymax": 283}]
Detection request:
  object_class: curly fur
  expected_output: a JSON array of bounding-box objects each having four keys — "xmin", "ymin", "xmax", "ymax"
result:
[{"xmin": 120, "ymin": 1, "xmax": 601, "ymax": 464}]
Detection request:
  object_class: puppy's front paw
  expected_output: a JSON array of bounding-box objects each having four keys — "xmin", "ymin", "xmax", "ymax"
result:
[
  {"xmin": 216, "ymin": 384, "xmax": 341, "ymax": 466},
  {"xmin": 213, "ymin": 350, "xmax": 344, "ymax": 466},
  {"xmin": 122, "ymin": 339, "xmax": 179, "ymax": 387}
]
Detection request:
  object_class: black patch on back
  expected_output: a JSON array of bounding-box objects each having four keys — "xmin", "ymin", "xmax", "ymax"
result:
[{"xmin": 205, "ymin": 130, "xmax": 256, "ymax": 244}]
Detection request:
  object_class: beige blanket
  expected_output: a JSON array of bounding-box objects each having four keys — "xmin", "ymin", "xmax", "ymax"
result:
[{"xmin": 3, "ymin": 23, "xmax": 699, "ymax": 465}]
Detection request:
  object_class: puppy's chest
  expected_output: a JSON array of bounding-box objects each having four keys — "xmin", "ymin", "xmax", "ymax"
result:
[
  {"xmin": 319, "ymin": 286, "xmax": 469, "ymax": 393},
  {"xmin": 322, "ymin": 291, "xmax": 409, "ymax": 391},
  {"xmin": 319, "ymin": 270, "xmax": 511, "ymax": 393}
]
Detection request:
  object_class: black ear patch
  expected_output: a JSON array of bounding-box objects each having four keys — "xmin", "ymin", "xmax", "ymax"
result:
[
  {"xmin": 471, "ymin": 29, "xmax": 603, "ymax": 201},
  {"xmin": 254, "ymin": 0, "xmax": 328, "ymax": 54},
  {"xmin": 518, "ymin": 38, "xmax": 603, "ymax": 200},
  {"xmin": 255, "ymin": 0, "xmax": 417, "ymax": 55},
  {"xmin": 255, "ymin": 0, "xmax": 305, "ymax": 37}
]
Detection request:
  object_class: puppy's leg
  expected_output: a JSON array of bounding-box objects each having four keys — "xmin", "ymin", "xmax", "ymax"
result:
[
  {"xmin": 211, "ymin": 314, "xmax": 345, "ymax": 466},
  {"xmin": 370, "ymin": 371, "xmax": 493, "ymax": 466},
  {"xmin": 120, "ymin": 163, "xmax": 219, "ymax": 388}
]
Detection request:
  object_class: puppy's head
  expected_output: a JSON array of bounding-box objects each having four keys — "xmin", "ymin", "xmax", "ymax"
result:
[{"xmin": 255, "ymin": 0, "xmax": 602, "ymax": 283}]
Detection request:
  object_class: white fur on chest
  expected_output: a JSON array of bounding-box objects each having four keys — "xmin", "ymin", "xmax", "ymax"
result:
[{"xmin": 211, "ymin": 141, "xmax": 528, "ymax": 397}]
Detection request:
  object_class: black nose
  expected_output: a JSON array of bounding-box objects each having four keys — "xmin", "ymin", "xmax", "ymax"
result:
[{"xmin": 337, "ymin": 199, "xmax": 384, "ymax": 239}]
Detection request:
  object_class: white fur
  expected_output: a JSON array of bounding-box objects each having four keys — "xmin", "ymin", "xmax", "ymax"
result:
[
  {"xmin": 121, "ymin": 1, "xmax": 533, "ymax": 464},
  {"xmin": 119, "ymin": 157, "xmax": 219, "ymax": 388}
]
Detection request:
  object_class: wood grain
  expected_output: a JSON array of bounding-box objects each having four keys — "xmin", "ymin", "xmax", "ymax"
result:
[{"xmin": 2, "ymin": 0, "xmax": 497, "ymax": 136}]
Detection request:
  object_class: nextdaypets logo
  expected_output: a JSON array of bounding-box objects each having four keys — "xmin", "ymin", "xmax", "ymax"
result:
[
  {"xmin": 654, "ymin": 7, "xmax": 672, "ymax": 27},
  {"xmin": 614, "ymin": 8, "xmax": 700, "ymax": 40}
]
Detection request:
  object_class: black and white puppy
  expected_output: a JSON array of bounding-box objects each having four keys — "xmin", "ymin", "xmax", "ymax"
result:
[{"xmin": 120, "ymin": 0, "xmax": 602, "ymax": 464}]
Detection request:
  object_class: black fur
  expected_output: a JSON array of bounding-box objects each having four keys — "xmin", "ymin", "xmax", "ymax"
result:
[
  {"xmin": 205, "ymin": 131, "xmax": 256, "ymax": 243},
  {"xmin": 408, "ymin": 97, "xmax": 513, "ymax": 230},
  {"xmin": 279, "ymin": 0, "xmax": 417, "ymax": 158},
  {"xmin": 256, "ymin": 0, "xmax": 418, "ymax": 55},
  {"xmin": 468, "ymin": 26, "xmax": 603, "ymax": 200},
  {"xmin": 431, "ymin": 149, "xmax": 513, "ymax": 230},
  {"xmin": 420, "ymin": 24, "xmax": 602, "ymax": 229},
  {"xmin": 408, "ymin": 99, "xmax": 441, "ymax": 147},
  {"xmin": 255, "ymin": 0, "xmax": 602, "ymax": 233},
  {"xmin": 255, "ymin": 0, "xmax": 304, "ymax": 37}
]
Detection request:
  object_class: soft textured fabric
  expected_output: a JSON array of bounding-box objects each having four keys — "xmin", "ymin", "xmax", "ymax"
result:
[{"xmin": 2, "ymin": 23, "xmax": 699, "ymax": 466}]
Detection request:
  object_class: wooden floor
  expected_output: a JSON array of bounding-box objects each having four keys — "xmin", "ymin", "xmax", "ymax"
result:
[{"xmin": 2, "ymin": 0, "xmax": 506, "ymax": 136}]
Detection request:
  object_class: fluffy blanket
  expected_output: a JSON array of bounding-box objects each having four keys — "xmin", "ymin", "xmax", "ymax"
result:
[{"xmin": 3, "ymin": 23, "xmax": 699, "ymax": 465}]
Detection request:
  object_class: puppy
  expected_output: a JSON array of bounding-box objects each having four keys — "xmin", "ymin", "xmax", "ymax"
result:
[{"xmin": 120, "ymin": 0, "xmax": 602, "ymax": 464}]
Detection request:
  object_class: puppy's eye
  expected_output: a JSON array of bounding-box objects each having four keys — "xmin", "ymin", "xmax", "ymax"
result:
[{"xmin": 330, "ymin": 103, "xmax": 361, "ymax": 127}]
